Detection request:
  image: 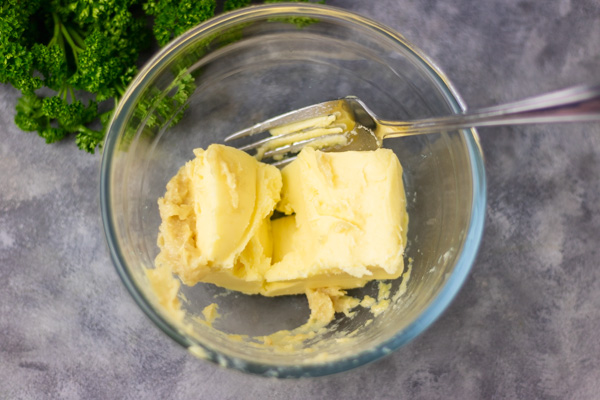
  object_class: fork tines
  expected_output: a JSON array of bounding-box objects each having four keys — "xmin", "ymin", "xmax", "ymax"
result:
[{"xmin": 224, "ymin": 99, "xmax": 353, "ymax": 163}]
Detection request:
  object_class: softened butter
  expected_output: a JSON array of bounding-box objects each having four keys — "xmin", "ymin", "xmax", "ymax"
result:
[
  {"xmin": 265, "ymin": 147, "xmax": 408, "ymax": 296},
  {"xmin": 155, "ymin": 144, "xmax": 281, "ymax": 293},
  {"xmin": 155, "ymin": 144, "xmax": 408, "ymax": 323}
]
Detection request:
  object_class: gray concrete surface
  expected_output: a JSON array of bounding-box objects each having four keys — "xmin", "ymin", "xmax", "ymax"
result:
[{"xmin": 2, "ymin": 0, "xmax": 600, "ymax": 398}]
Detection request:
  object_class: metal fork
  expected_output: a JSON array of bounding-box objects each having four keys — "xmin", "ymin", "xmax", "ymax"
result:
[{"xmin": 224, "ymin": 83, "xmax": 600, "ymax": 166}]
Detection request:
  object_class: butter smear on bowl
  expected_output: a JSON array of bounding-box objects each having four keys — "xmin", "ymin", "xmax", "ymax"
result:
[{"xmin": 153, "ymin": 143, "xmax": 408, "ymax": 327}]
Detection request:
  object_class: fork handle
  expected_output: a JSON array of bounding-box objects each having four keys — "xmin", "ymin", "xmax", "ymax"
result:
[{"xmin": 379, "ymin": 83, "xmax": 600, "ymax": 138}]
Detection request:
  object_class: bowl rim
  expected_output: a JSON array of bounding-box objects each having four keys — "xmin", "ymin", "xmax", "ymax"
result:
[{"xmin": 100, "ymin": 3, "xmax": 487, "ymax": 378}]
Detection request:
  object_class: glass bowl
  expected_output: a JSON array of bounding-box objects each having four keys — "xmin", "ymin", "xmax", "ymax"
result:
[{"xmin": 100, "ymin": 4, "xmax": 486, "ymax": 378}]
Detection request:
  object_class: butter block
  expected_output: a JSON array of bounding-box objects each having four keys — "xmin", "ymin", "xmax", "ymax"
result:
[
  {"xmin": 155, "ymin": 144, "xmax": 282, "ymax": 291},
  {"xmin": 265, "ymin": 147, "xmax": 408, "ymax": 294},
  {"xmin": 154, "ymin": 144, "xmax": 408, "ymax": 327}
]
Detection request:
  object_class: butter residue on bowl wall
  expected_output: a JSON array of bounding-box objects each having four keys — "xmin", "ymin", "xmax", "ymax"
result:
[{"xmin": 145, "ymin": 262, "xmax": 414, "ymax": 362}]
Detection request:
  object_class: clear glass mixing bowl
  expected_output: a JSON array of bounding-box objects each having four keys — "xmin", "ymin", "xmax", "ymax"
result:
[{"xmin": 100, "ymin": 4, "xmax": 486, "ymax": 377}]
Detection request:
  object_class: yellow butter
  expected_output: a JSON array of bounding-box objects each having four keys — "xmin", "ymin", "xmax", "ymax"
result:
[
  {"xmin": 146, "ymin": 264, "xmax": 185, "ymax": 322},
  {"xmin": 265, "ymin": 147, "xmax": 408, "ymax": 294},
  {"xmin": 154, "ymin": 144, "xmax": 408, "ymax": 326},
  {"xmin": 155, "ymin": 144, "xmax": 281, "ymax": 292},
  {"xmin": 201, "ymin": 303, "xmax": 220, "ymax": 325}
]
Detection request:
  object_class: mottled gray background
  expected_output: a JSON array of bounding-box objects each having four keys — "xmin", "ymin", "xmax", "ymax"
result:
[{"xmin": 2, "ymin": 0, "xmax": 600, "ymax": 399}]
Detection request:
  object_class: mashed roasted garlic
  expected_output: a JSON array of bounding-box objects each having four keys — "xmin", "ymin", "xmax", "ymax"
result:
[{"xmin": 154, "ymin": 144, "xmax": 408, "ymax": 324}]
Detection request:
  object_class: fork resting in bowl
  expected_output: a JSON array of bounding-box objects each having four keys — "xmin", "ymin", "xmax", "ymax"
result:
[{"xmin": 225, "ymin": 83, "xmax": 600, "ymax": 166}]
